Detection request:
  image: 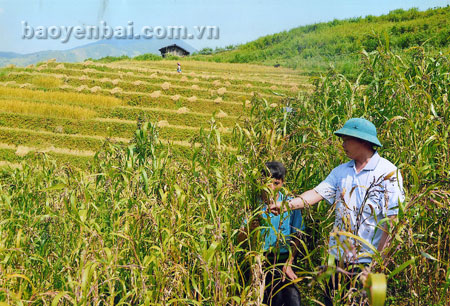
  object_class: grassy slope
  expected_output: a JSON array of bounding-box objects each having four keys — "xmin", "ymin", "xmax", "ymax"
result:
[
  {"xmin": 189, "ymin": 7, "xmax": 450, "ymax": 76},
  {"xmin": 93, "ymin": 7, "xmax": 450, "ymax": 78}
]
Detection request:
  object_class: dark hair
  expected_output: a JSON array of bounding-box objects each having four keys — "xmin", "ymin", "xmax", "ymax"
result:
[{"xmin": 263, "ymin": 161, "xmax": 286, "ymax": 180}]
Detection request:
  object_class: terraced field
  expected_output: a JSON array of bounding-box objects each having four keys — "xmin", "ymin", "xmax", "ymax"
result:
[{"xmin": 0, "ymin": 59, "xmax": 311, "ymax": 168}]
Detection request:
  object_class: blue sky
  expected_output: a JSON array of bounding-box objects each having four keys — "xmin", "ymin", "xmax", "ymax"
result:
[{"xmin": 0, "ymin": 0, "xmax": 449, "ymax": 54}]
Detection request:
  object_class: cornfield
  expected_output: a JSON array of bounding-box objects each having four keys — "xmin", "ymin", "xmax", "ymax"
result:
[{"xmin": 0, "ymin": 46, "xmax": 448, "ymax": 305}]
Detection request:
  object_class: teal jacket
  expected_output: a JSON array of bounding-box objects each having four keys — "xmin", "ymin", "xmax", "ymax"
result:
[{"xmin": 260, "ymin": 192, "xmax": 305, "ymax": 254}]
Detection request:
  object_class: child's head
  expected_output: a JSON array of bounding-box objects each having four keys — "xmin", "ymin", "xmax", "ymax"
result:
[{"xmin": 263, "ymin": 161, "xmax": 286, "ymax": 191}]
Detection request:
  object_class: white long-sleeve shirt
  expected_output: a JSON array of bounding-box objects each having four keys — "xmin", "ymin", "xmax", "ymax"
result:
[{"xmin": 314, "ymin": 152, "xmax": 405, "ymax": 264}]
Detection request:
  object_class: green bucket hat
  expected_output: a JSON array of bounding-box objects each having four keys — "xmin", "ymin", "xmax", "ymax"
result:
[{"xmin": 334, "ymin": 118, "xmax": 382, "ymax": 147}]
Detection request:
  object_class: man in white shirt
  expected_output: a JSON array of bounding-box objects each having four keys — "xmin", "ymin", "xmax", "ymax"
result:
[{"xmin": 269, "ymin": 118, "xmax": 404, "ymax": 304}]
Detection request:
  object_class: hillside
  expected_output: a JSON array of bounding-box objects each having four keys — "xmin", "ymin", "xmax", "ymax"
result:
[
  {"xmin": 190, "ymin": 6, "xmax": 450, "ymax": 75},
  {"xmin": 0, "ymin": 38, "xmax": 197, "ymax": 67},
  {"xmin": 0, "ymin": 59, "xmax": 309, "ymax": 168}
]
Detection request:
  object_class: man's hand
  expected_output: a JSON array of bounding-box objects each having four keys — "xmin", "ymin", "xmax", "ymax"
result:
[
  {"xmin": 282, "ymin": 264, "xmax": 298, "ymax": 282},
  {"xmin": 272, "ymin": 190, "xmax": 323, "ymax": 215},
  {"xmin": 269, "ymin": 200, "xmax": 283, "ymax": 215},
  {"xmin": 268, "ymin": 198, "xmax": 295, "ymax": 215}
]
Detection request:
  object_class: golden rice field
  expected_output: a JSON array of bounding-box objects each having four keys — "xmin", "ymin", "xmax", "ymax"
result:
[{"xmin": 0, "ymin": 59, "xmax": 311, "ymax": 169}]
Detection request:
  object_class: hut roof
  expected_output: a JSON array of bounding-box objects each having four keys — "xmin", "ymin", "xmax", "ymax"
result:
[{"xmin": 158, "ymin": 44, "xmax": 190, "ymax": 54}]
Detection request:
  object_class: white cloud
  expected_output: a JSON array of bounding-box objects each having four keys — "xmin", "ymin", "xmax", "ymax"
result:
[{"xmin": 0, "ymin": 8, "xmax": 4, "ymax": 14}]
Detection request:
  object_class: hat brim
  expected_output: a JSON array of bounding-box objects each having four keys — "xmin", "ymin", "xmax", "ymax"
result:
[{"xmin": 334, "ymin": 128, "xmax": 382, "ymax": 147}]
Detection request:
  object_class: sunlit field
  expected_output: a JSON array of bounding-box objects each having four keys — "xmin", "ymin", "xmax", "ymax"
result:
[
  {"xmin": 0, "ymin": 59, "xmax": 309, "ymax": 169},
  {"xmin": 0, "ymin": 46, "xmax": 448, "ymax": 305}
]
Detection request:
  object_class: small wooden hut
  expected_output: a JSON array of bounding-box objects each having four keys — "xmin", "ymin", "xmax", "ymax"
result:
[{"xmin": 159, "ymin": 44, "xmax": 190, "ymax": 58}]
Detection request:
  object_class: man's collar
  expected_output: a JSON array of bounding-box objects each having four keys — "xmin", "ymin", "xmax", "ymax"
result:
[
  {"xmin": 347, "ymin": 151, "xmax": 380, "ymax": 171},
  {"xmin": 364, "ymin": 151, "xmax": 380, "ymax": 170}
]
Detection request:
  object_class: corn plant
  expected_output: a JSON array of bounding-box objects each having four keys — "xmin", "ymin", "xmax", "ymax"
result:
[{"xmin": 0, "ymin": 46, "xmax": 448, "ymax": 305}]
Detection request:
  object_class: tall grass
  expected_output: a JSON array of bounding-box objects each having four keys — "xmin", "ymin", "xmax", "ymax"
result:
[
  {"xmin": 270, "ymin": 45, "xmax": 450, "ymax": 304},
  {"xmin": 0, "ymin": 46, "xmax": 448, "ymax": 305}
]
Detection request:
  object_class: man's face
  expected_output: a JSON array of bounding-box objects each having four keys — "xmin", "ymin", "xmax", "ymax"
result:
[
  {"xmin": 341, "ymin": 135, "xmax": 366, "ymax": 159},
  {"xmin": 261, "ymin": 177, "xmax": 283, "ymax": 204}
]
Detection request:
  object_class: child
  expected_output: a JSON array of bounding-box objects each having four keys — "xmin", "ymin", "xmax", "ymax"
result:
[
  {"xmin": 238, "ymin": 161, "xmax": 304, "ymax": 305},
  {"xmin": 177, "ymin": 62, "xmax": 182, "ymax": 73}
]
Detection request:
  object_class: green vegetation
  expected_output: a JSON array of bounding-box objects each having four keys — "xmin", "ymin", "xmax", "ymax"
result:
[
  {"xmin": 191, "ymin": 7, "xmax": 450, "ymax": 76},
  {"xmin": 0, "ymin": 8, "xmax": 448, "ymax": 301},
  {"xmin": 276, "ymin": 46, "xmax": 449, "ymax": 304},
  {"xmin": 96, "ymin": 6, "xmax": 450, "ymax": 79},
  {"xmin": 194, "ymin": 45, "xmax": 237, "ymax": 55},
  {"xmin": 0, "ymin": 45, "xmax": 448, "ymax": 305},
  {"xmin": 134, "ymin": 53, "xmax": 164, "ymax": 61},
  {"xmin": 93, "ymin": 54, "xmax": 131, "ymax": 63}
]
